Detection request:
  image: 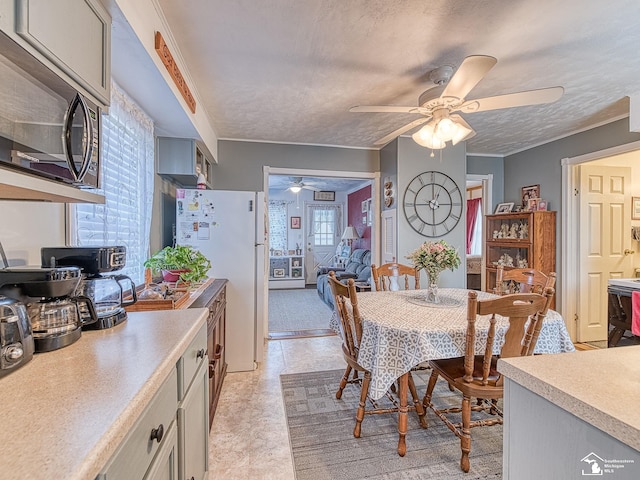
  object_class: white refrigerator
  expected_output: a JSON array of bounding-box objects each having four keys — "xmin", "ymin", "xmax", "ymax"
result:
[{"xmin": 175, "ymin": 189, "xmax": 266, "ymax": 372}]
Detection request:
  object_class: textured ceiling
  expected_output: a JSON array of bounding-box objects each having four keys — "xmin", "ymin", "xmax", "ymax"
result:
[
  {"xmin": 156, "ymin": 0, "xmax": 640, "ymax": 155},
  {"xmin": 268, "ymin": 175, "xmax": 368, "ymax": 193}
]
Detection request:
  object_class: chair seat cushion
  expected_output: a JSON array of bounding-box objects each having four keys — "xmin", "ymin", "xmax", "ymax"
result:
[{"xmin": 429, "ymin": 355, "xmax": 500, "ymax": 386}]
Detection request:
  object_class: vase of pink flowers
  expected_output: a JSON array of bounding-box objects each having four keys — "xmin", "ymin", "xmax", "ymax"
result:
[{"xmin": 406, "ymin": 240, "xmax": 461, "ymax": 303}]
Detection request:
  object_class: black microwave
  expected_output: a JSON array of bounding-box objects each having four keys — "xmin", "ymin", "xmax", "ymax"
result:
[{"xmin": 0, "ymin": 31, "xmax": 100, "ymax": 189}]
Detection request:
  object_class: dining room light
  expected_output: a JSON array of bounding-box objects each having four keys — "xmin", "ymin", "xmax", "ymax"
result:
[{"xmin": 412, "ymin": 111, "xmax": 475, "ymax": 150}]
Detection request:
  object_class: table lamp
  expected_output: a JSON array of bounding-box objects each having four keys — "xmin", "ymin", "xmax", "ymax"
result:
[{"xmin": 341, "ymin": 225, "xmax": 359, "ymax": 247}]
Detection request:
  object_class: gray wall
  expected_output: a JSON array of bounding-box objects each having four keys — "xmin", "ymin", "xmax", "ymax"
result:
[
  {"xmin": 503, "ymin": 117, "xmax": 640, "ymax": 309},
  {"xmin": 467, "ymin": 154, "xmax": 504, "ymax": 209},
  {"xmin": 213, "ymin": 140, "xmax": 379, "ymax": 192},
  {"xmin": 397, "ymin": 137, "xmax": 467, "ymax": 288},
  {"xmin": 380, "ymin": 140, "xmax": 398, "ymax": 211}
]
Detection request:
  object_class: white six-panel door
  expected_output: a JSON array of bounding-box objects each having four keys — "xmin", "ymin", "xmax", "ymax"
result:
[{"xmin": 578, "ymin": 165, "xmax": 632, "ymax": 341}]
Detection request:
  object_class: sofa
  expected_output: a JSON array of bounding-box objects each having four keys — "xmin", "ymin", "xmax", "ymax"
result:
[{"xmin": 316, "ymin": 248, "xmax": 372, "ymax": 309}]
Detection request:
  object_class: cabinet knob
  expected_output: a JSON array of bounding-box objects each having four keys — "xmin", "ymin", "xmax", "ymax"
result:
[
  {"xmin": 150, "ymin": 424, "xmax": 164, "ymax": 443},
  {"xmin": 624, "ymin": 249, "xmax": 635, "ymax": 256},
  {"xmin": 197, "ymin": 348, "xmax": 206, "ymax": 359}
]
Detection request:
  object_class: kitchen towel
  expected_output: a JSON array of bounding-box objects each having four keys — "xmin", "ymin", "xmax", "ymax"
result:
[{"xmin": 632, "ymin": 291, "xmax": 640, "ymax": 336}]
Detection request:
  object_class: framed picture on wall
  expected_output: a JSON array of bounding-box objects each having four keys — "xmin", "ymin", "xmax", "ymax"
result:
[
  {"xmin": 290, "ymin": 216, "xmax": 301, "ymax": 229},
  {"xmin": 632, "ymin": 197, "xmax": 640, "ymax": 220},
  {"xmin": 314, "ymin": 191, "xmax": 335, "ymax": 201}
]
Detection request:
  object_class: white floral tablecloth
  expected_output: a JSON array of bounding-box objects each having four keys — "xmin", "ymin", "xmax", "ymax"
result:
[{"xmin": 353, "ymin": 288, "xmax": 575, "ymax": 400}]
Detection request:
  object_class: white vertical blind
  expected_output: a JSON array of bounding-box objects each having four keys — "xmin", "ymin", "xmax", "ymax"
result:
[{"xmin": 69, "ymin": 81, "xmax": 155, "ymax": 284}]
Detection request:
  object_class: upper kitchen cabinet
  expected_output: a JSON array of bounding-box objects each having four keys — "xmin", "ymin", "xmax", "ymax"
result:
[
  {"xmin": 157, "ymin": 137, "xmax": 214, "ymax": 189},
  {"xmin": 0, "ymin": 0, "xmax": 111, "ymax": 108}
]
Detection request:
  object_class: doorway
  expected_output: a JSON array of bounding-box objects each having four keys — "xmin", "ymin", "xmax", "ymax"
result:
[
  {"xmin": 263, "ymin": 167, "xmax": 378, "ymax": 339},
  {"xmin": 562, "ymin": 140, "xmax": 640, "ymax": 344}
]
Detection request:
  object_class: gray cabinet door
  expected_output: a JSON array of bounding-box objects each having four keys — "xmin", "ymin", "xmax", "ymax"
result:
[
  {"xmin": 178, "ymin": 361, "xmax": 209, "ymax": 480},
  {"xmin": 15, "ymin": 0, "xmax": 111, "ymax": 106},
  {"xmin": 144, "ymin": 421, "xmax": 179, "ymax": 480}
]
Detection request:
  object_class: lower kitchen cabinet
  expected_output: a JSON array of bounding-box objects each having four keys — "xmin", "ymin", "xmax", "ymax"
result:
[
  {"xmin": 178, "ymin": 361, "xmax": 209, "ymax": 480},
  {"xmin": 143, "ymin": 422, "xmax": 178, "ymax": 480},
  {"xmin": 98, "ymin": 323, "xmax": 209, "ymax": 480},
  {"xmin": 189, "ymin": 279, "xmax": 228, "ymax": 427}
]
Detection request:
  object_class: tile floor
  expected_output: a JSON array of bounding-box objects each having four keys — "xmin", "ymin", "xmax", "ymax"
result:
[{"xmin": 208, "ymin": 335, "xmax": 345, "ymax": 479}]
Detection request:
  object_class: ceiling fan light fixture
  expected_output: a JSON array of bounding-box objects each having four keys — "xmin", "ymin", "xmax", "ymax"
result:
[
  {"xmin": 450, "ymin": 122, "xmax": 474, "ymax": 145},
  {"xmin": 289, "ymin": 185, "xmax": 302, "ymax": 193},
  {"xmin": 412, "ymin": 123, "xmax": 445, "ymax": 149}
]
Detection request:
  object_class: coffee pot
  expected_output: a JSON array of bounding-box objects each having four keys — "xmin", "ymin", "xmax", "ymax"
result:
[
  {"xmin": 0, "ymin": 295, "xmax": 35, "ymax": 377},
  {"xmin": 77, "ymin": 274, "xmax": 136, "ymax": 330},
  {"xmin": 26, "ymin": 296, "xmax": 97, "ymax": 351}
]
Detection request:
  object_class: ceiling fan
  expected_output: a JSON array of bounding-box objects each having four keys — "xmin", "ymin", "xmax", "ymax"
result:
[
  {"xmin": 285, "ymin": 177, "xmax": 320, "ymax": 193},
  {"xmin": 350, "ymin": 55, "xmax": 564, "ymax": 149}
]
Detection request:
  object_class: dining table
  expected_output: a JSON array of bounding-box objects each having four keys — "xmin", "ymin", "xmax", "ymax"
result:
[{"xmin": 352, "ymin": 287, "xmax": 576, "ymax": 456}]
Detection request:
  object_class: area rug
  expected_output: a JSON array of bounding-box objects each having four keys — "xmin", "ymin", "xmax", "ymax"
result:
[
  {"xmin": 281, "ymin": 369, "xmax": 502, "ymax": 480},
  {"xmin": 269, "ymin": 287, "xmax": 333, "ymax": 333}
]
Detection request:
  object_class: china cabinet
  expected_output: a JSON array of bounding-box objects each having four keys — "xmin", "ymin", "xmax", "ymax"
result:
[{"xmin": 485, "ymin": 211, "xmax": 556, "ymax": 295}]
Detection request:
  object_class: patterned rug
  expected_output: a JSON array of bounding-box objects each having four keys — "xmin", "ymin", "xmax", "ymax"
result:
[
  {"xmin": 269, "ymin": 287, "xmax": 333, "ymax": 333},
  {"xmin": 281, "ymin": 369, "xmax": 502, "ymax": 480}
]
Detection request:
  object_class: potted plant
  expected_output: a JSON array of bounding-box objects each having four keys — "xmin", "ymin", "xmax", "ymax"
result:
[{"xmin": 144, "ymin": 245, "xmax": 211, "ymax": 283}]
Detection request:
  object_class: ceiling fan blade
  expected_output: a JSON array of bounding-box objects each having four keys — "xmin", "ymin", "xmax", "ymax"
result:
[
  {"xmin": 302, "ymin": 185, "xmax": 321, "ymax": 191},
  {"xmin": 441, "ymin": 55, "xmax": 497, "ymax": 100},
  {"xmin": 350, "ymin": 105, "xmax": 425, "ymax": 114},
  {"xmin": 374, "ymin": 117, "xmax": 430, "ymax": 146},
  {"xmin": 458, "ymin": 86, "xmax": 564, "ymax": 113}
]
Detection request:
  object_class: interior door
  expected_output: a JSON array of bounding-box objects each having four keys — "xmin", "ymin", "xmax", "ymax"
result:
[{"xmin": 577, "ymin": 164, "xmax": 632, "ymax": 342}]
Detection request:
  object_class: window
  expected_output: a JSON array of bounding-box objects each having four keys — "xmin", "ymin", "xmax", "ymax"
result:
[
  {"xmin": 306, "ymin": 204, "xmax": 343, "ymax": 246},
  {"xmin": 68, "ymin": 81, "xmax": 155, "ymax": 285},
  {"xmin": 268, "ymin": 200, "xmax": 287, "ymax": 252}
]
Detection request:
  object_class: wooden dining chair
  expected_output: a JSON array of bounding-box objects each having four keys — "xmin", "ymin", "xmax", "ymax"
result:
[
  {"xmin": 422, "ymin": 288, "xmax": 554, "ymax": 473},
  {"xmin": 371, "ymin": 262, "xmax": 420, "ymax": 291},
  {"xmin": 328, "ymin": 271, "xmax": 427, "ymax": 438},
  {"xmin": 494, "ymin": 265, "xmax": 556, "ymax": 296}
]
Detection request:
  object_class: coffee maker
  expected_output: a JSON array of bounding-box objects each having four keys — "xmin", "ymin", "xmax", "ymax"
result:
[
  {"xmin": 41, "ymin": 246, "xmax": 137, "ymax": 330},
  {"xmin": 0, "ymin": 266, "xmax": 97, "ymax": 352}
]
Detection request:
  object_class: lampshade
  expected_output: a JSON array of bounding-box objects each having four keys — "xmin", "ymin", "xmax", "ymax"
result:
[
  {"xmin": 341, "ymin": 225, "xmax": 359, "ymax": 240},
  {"xmin": 412, "ymin": 112, "xmax": 475, "ymax": 150}
]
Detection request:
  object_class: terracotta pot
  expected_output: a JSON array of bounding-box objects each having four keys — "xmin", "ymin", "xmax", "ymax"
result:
[{"xmin": 161, "ymin": 269, "xmax": 190, "ymax": 282}]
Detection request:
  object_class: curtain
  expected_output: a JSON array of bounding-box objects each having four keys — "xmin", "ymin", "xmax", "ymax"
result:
[
  {"xmin": 466, "ymin": 198, "xmax": 482, "ymax": 254},
  {"xmin": 268, "ymin": 200, "xmax": 287, "ymax": 252},
  {"xmin": 306, "ymin": 203, "xmax": 343, "ymax": 245},
  {"xmin": 70, "ymin": 81, "xmax": 155, "ymax": 285}
]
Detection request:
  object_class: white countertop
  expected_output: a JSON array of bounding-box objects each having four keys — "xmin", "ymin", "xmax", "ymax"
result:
[
  {"xmin": 0, "ymin": 307, "xmax": 208, "ymax": 480},
  {"xmin": 498, "ymin": 346, "xmax": 640, "ymax": 451}
]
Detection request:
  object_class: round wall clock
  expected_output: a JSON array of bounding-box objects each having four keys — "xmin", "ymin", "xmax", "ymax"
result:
[{"xmin": 402, "ymin": 171, "xmax": 463, "ymax": 237}]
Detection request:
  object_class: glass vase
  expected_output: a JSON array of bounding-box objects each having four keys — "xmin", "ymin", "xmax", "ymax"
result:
[{"xmin": 425, "ymin": 273, "xmax": 441, "ymax": 304}]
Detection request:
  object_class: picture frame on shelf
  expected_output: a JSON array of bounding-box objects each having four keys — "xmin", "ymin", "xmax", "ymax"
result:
[
  {"xmin": 495, "ymin": 202, "xmax": 514, "ymax": 214},
  {"xmin": 537, "ymin": 199, "xmax": 548, "ymax": 211},
  {"xmin": 527, "ymin": 198, "xmax": 540, "ymax": 211},
  {"xmin": 273, "ymin": 268, "xmax": 285, "ymax": 278},
  {"xmin": 633, "ymin": 197, "xmax": 640, "ymax": 220},
  {"xmin": 288, "ymin": 249, "xmax": 295, "ymax": 255},
  {"xmin": 521, "ymin": 184, "xmax": 540, "ymax": 207},
  {"xmin": 290, "ymin": 216, "xmax": 301, "ymax": 229},
  {"xmin": 314, "ymin": 190, "xmax": 335, "ymax": 201}
]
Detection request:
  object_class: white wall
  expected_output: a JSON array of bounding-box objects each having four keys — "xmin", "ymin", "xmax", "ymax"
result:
[{"xmin": 0, "ymin": 201, "xmax": 66, "ymax": 266}]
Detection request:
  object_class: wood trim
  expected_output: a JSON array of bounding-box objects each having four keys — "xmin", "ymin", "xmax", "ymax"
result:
[{"xmin": 154, "ymin": 31, "xmax": 196, "ymax": 114}]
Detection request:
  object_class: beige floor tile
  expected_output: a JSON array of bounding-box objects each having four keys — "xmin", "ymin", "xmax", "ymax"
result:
[{"xmin": 208, "ymin": 335, "xmax": 343, "ymax": 478}]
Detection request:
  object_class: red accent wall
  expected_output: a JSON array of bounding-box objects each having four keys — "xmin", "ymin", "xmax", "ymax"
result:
[{"xmin": 347, "ymin": 185, "xmax": 372, "ymax": 250}]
